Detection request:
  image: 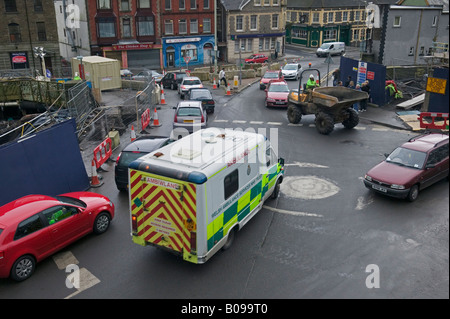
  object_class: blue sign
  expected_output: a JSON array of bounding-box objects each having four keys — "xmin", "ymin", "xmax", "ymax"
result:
[{"xmin": 46, "ymin": 69, "xmax": 52, "ymax": 78}]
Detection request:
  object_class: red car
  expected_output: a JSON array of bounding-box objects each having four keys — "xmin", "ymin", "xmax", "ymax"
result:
[
  {"xmin": 260, "ymin": 70, "xmax": 284, "ymax": 90},
  {"xmin": 265, "ymin": 80, "xmax": 290, "ymax": 107},
  {"xmin": 245, "ymin": 54, "xmax": 269, "ymax": 64},
  {"xmin": 0, "ymin": 192, "xmax": 115, "ymax": 281},
  {"xmin": 364, "ymin": 133, "xmax": 449, "ymax": 202}
]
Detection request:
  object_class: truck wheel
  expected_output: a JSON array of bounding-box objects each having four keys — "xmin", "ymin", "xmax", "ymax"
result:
[
  {"xmin": 315, "ymin": 112, "xmax": 334, "ymax": 135},
  {"xmin": 287, "ymin": 105, "xmax": 302, "ymax": 124},
  {"xmin": 342, "ymin": 108, "xmax": 359, "ymax": 129}
]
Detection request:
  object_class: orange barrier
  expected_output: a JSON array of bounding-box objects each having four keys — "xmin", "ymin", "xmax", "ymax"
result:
[
  {"xmin": 141, "ymin": 108, "xmax": 151, "ymax": 131},
  {"xmin": 93, "ymin": 137, "xmax": 112, "ymax": 169},
  {"xmin": 418, "ymin": 112, "xmax": 449, "ymax": 130}
]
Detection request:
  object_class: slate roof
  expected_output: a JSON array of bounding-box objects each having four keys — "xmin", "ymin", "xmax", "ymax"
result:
[{"xmin": 287, "ymin": 0, "xmax": 400, "ymax": 7}]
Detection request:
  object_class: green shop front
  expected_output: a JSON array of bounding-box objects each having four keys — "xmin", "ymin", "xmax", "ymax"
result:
[{"xmin": 286, "ymin": 24, "xmax": 351, "ymax": 48}]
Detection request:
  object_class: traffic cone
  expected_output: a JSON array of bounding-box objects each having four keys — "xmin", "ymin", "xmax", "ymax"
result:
[
  {"xmin": 152, "ymin": 108, "xmax": 162, "ymax": 127},
  {"xmin": 160, "ymin": 90, "xmax": 166, "ymax": 105},
  {"xmin": 213, "ymin": 78, "xmax": 217, "ymax": 89},
  {"xmin": 90, "ymin": 160, "xmax": 103, "ymax": 188},
  {"xmin": 131, "ymin": 125, "xmax": 136, "ymax": 141},
  {"xmin": 226, "ymin": 84, "xmax": 231, "ymax": 96}
]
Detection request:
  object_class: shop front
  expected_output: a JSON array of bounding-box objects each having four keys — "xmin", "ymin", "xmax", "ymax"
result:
[
  {"xmin": 102, "ymin": 43, "xmax": 163, "ymax": 71},
  {"xmin": 162, "ymin": 35, "xmax": 215, "ymax": 69}
]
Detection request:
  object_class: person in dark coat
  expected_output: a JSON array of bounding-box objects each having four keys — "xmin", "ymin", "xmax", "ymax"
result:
[{"xmin": 360, "ymin": 80, "xmax": 371, "ymax": 112}]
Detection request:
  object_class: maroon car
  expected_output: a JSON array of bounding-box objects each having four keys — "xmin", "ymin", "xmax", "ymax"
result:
[
  {"xmin": 265, "ymin": 80, "xmax": 290, "ymax": 107},
  {"xmin": 0, "ymin": 192, "xmax": 115, "ymax": 281},
  {"xmin": 364, "ymin": 133, "xmax": 449, "ymax": 202},
  {"xmin": 245, "ymin": 54, "xmax": 269, "ymax": 64}
]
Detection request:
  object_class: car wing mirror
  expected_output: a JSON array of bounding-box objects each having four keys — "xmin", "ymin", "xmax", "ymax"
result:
[
  {"xmin": 425, "ymin": 163, "xmax": 436, "ymax": 169},
  {"xmin": 384, "ymin": 153, "xmax": 390, "ymax": 158},
  {"xmin": 173, "ymin": 106, "xmax": 177, "ymax": 109}
]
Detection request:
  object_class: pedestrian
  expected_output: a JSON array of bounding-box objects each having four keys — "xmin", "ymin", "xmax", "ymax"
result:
[
  {"xmin": 348, "ymin": 80, "xmax": 355, "ymax": 89},
  {"xmin": 345, "ymin": 76, "xmax": 352, "ymax": 87},
  {"xmin": 360, "ymin": 81, "xmax": 370, "ymax": 112},
  {"xmin": 332, "ymin": 68, "xmax": 340, "ymax": 86},
  {"xmin": 274, "ymin": 50, "xmax": 278, "ymax": 60},
  {"xmin": 353, "ymin": 83, "xmax": 361, "ymax": 112},
  {"xmin": 218, "ymin": 67, "xmax": 227, "ymax": 88},
  {"xmin": 337, "ymin": 81, "xmax": 343, "ymax": 86}
]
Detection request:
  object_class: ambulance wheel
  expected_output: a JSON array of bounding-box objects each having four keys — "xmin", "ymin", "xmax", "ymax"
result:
[
  {"xmin": 270, "ymin": 179, "xmax": 281, "ymax": 199},
  {"xmin": 222, "ymin": 228, "xmax": 236, "ymax": 251}
]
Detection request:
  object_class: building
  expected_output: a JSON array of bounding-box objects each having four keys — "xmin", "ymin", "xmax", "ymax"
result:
[
  {"xmin": 160, "ymin": 0, "xmax": 216, "ymax": 69},
  {"xmin": 286, "ymin": 0, "xmax": 370, "ymax": 48},
  {"xmin": 87, "ymin": 0, "xmax": 163, "ymax": 71},
  {"xmin": 54, "ymin": 0, "xmax": 91, "ymax": 63},
  {"xmin": 217, "ymin": 0, "xmax": 286, "ymax": 63},
  {"xmin": 0, "ymin": 0, "xmax": 62, "ymax": 76},
  {"xmin": 370, "ymin": 0, "xmax": 449, "ymax": 65}
]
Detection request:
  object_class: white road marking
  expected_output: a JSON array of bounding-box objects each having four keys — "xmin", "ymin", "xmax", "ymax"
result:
[
  {"xmin": 309, "ymin": 124, "xmax": 316, "ymax": 128},
  {"xmin": 53, "ymin": 251, "xmax": 79, "ymax": 270},
  {"xmin": 287, "ymin": 123, "xmax": 303, "ymax": 126},
  {"xmin": 249, "ymin": 121, "xmax": 264, "ymax": 125},
  {"xmin": 232, "ymin": 120, "xmax": 247, "ymax": 124},
  {"xmin": 64, "ymin": 268, "xmax": 101, "ymax": 299},
  {"xmin": 263, "ymin": 205, "xmax": 323, "ymax": 218},
  {"xmin": 285, "ymin": 161, "xmax": 329, "ymax": 168},
  {"xmin": 280, "ymin": 175, "xmax": 340, "ymax": 200},
  {"xmin": 213, "ymin": 119, "xmax": 229, "ymax": 123},
  {"xmin": 267, "ymin": 122, "xmax": 283, "ymax": 125},
  {"xmin": 355, "ymin": 195, "xmax": 374, "ymax": 210}
]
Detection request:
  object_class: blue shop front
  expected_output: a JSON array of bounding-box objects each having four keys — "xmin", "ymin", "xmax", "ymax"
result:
[{"xmin": 162, "ymin": 35, "xmax": 215, "ymax": 69}]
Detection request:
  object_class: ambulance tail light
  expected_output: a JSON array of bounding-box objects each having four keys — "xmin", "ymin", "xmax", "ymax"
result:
[
  {"xmin": 131, "ymin": 215, "xmax": 138, "ymax": 233},
  {"xmin": 190, "ymin": 231, "xmax": 197, "ymax": 252}
]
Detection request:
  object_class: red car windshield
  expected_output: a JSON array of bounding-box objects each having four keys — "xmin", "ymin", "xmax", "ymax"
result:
[{"xmin": 386, "ymin": 147, "xmax": 427, "ymax": 169}]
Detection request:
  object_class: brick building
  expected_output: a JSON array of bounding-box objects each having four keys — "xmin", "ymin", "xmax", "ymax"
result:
[
  {"xmin": 0, "ymin": 0, "xmax": 61, "ymax": 76},
  {"xmin": 87, "ymin": 0, "xmax": 163, "ymax": 70}
]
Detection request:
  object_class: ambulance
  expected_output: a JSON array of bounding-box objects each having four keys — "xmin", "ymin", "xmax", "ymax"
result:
[{"xmin": 128, "ymin": 128, "xmax": 284, "ymax": 263}]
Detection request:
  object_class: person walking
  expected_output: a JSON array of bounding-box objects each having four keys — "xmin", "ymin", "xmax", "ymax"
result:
[
  {"xmin": 360, "ymin": 81, "xmax": 370, "ymax": 112},
  {"xmin": 218, "ymin": 68, "xmax": 227, "ymax": 89}
]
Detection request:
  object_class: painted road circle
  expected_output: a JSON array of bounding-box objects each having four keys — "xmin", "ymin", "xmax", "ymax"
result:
[{"xmin": 280, "ymin": 176, "xmax": 340, "ymax": 200}]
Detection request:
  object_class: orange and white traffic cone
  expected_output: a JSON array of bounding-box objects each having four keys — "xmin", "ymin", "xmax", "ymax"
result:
[
  {"xmin": 131, "ymin": 125, "xmax": 136, "ymax": 141},
  {"xmin": 90, "ymin": 160, "xmax": 103, "ymax": 188},
  {"xmin": 226, "ymin": 84, "xmax": 231, "ymax": 96},
  {"xmin": 152, "ymin": 108, "xmax": 162, "ymax": 127},
  {"xmin": 213, "ymin": 78, "xmax": 217, "ymax": 89},
  {"xmin": 160, "ymin": 90, "xmax": 166, "ymax": 105}
]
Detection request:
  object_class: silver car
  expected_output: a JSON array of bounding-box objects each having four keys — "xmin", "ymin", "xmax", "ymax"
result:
[
  {"xmin": 131, "ymin": 70, "xmax": 163, "ymax": 83},
  {"xmin": 173, "ymin": 101, "xmax": 207, "ymax": 135},
  {"xmin": 178, "ymin": 76, "xmax": 203, "ymax": 99},
  {"xmin": 281, "ymin": 63, "xmax": 302, "ymax": 80}
]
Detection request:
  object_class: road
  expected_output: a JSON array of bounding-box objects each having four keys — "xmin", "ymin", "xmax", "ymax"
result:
[{"xmin": 0, "ymin": 46, "xmax": 448, "ymax": 302}]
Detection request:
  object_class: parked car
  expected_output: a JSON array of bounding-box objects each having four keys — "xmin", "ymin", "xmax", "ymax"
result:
[
  {"xmin": 131, "ymin": 70, "xmax": 163, "ymax": 83},
  {"xmin": 265, "ymin": 80, "xmax": 290, "ymax": 107},
  {"xmin": 115, "ymin": 136, "xmax": 173, "ymax": 191},
  {"xmin": 260, "ymin": 70, "xmax": 284, "ymax": 90},
  {"xmin": 0, "ymin": 192, "xmax": 115, "ymax": 281},
  {"xmin": 363, "ymin": 133, "xmax": 449, "ymax": 202},
  {"xmin": 161, "ymin": 71, "xmax": 188, "ymax": 90},
  {"xmin": 120, "ymin": 69, "xmax": 133, "ymax": 79},
  {"xmin": 281, "ymin": 63, "xmax": 302, "ymax": 80},
  {"xmin": 173, "ymin": 100, "xmax": 207, "ymax": 135},
  {"xmin": 178, "ymin": 76, "xmax": 203, "ymax": 99},
  {"xmin": 245, "ymin": 54, "xmax": 269, "ymax": 64},
  {"xmin": 185, "ymin": 88, "xmax": 215, "ymax": 113}
]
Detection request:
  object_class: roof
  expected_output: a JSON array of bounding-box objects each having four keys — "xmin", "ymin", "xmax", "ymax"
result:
[
  {"xmin": 220, "ymin": 0, "xmax": 251, "ymax": 11},
  {"xmin": 73, "ymin": 56, "xmax": 118, "ymax": 63},
  {"xmin": 131, "ymin": 128, "xmax": 266, "ymax": 178},
  {"xmin": 403, "ymin": 133, "xmax": 448, "ymax": 152},
  {"xmin": 123, "ymin": 136, "xmax": 170, "ymax": 153},
  {"xmin": 0, "ymin": 195, "xmax": 57, "ymax": 225},
  {"xmin": 287, "ymin": 0, "xmax": 399, "ymax": 7}
]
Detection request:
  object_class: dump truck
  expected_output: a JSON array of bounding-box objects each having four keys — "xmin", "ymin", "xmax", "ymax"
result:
[{"xmin": 287, "ymin": 69, "xmax": 369, "ymax": 135}]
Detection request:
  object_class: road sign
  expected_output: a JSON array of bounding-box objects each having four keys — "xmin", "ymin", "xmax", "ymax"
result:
[
  {"xmin": 357, "ymin": 61, "xmax": 367, "ymax": 84},
  {"xmin": 184, "ymin": 56, "xmax": 191, "ymax": 64}
]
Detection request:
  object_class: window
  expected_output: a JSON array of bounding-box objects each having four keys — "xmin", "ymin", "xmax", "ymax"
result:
[
  {"xmin": 190, "ymin": 0, "xmax": 196, "ymax": 9},
  {"xmin": 263, "ymin": 0, "xmax": 270, "ymax": 6},
  {"xmin": 98, "ymin": 0, "xmax": 111, "ymax": 9},
  {"xmin": 165, "ymin": 20, "xmax": 173, "ymax": 34},
  {"xmin": 97, "ymin": 18, "xmax": 116, "ymax": 37},
  {"xmin": 393, "ymin": 16, "xmax": 401, "ymax": 27},
  {"xmin": 273, "ymin": 0, "xmax": 279, "ymax": 5},
  {"xmin": 328, "ymin": 12, "xmax": 334, "ymax": 23},
  {"xmin": 203, "ymin": 0, "xmax": 209, "ymax": 9},
  {"xmin": 179, "ymin": 19, "xmax": 187, "ymax": 34},
  {"xmin": 139, "ymin": 0, "xmax": 150, "ymax": 8},
  {"xmin": 342, "ymin": 11, "xmax": 348, "ymax": 22},
  {"xmin": 8, "ymin": 23, "xmax": 21, "ymax": 42},
  {"xmin": 312, "ymin": 12, "xmax": 320, "ymax": 23},
  {"xmin": 265, "ymin": 37, "xmax": 270, "ymax": 50},
  {"xmin": 42, "ymin": 206, "xmax": 77, "ymax": 226},
  {"xmin": 355, "ymin": 11, "xmax": 361, "ymax": 21},
  {"xmin": 121, "ymin": 0, "xmax": 130, "ymax": 11},
  {"xmin": 203, "ymin": 18, "xmax": 211, "ymax": 33},
  {"xmin": 250, "ymin": 15, "xmax": 257, "ymax": 30},
  {"xmin": 324, "ymin": 29, "xmax": 336, "ymax": 40},
  {"xmin": 14, "ymin": 214, "xmax": 44, "ymax": 240},
  {"xmin": 408, "ymin": 47, "xmax": 414, "ymax": 56},
  {"xmin": 270, "ymin": 37, "xmax": 275, "ymax": 50},
  {"xmin": 236, "ymin": 15, "xmax": 243, "ymax": 31},
  {"xmin": 137, "ymin": 16, "xmax": 154, "ymax": 36},
  {"xmin": 179, "ymin": 0, "xmax": 185, "ymax": 9},
  {"xmin": 254, "ymin": 0, "xmax": 261, "ymax": 6},
  {"xmin": 272, "ymin": 14, "xmax": 278, "ymax": 29},
  {"xmin": 190, "ymin": 19, "xmax": 198, "ymax": 33},
  {"xmin": 122, "ymin": 18, "xmax": 131, "ymax": 37},
  {"xmin": 432, "ymin": 16, "xmax": 438, "ymax": 27},
  {"xmin": 36, "ymin": 22, "xmax": 46, "ymax": 41},
  {"xmin": 34, "ymin": 0, "xmax": 43, "ymax": 12},
  {"xmin": 352, "ymin": 29, "xmax": 359, "ymax": 41},
  {"xmin": 247, "ymin": 38, "xmax": 253, "ymax": 51},
  {"xmin": 224, "ymin": 169, "xmax": 239, "ymax": 200},
  {"xmin": 165, "ymin": 0, "xmax": 171, "ymax": 10},
  {"xmin": 259, "ymin": 38, "xmax": 263, "ymax": 50},
  {"xmin": 419, "ymin": 46, "xmax": 425, "ymax": 56},
  {"xmin": 5, "ymin": 0, "xmax": 17, "ymax": 12},
  {"xmin": 181, "ymin": 44, "xmax": 198, "ymax": 61}
]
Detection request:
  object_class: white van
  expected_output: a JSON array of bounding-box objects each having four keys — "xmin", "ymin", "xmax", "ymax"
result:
[
  {"xmin": 316, "ymin": 42, "xmax": 346, "ymax": 57},
  {"xmin": 128, "ymin": 128, "xmax": 285, "ymax": 263}
]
